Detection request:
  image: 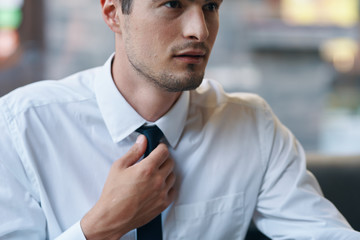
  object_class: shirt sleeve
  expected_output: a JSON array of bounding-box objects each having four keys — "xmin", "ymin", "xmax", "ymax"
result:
[
  {"xmin": 253, "ymin": 102, "xmax": 360, "ymax": 239},
  {"xmin": 0, "ymin": 104, "xmax": 47, "ymax": 239},
  {"xmin": 0, "ymin": 102, "xmax": 87, "ymax": 240},
  {"xmin": 55, "ymin": 221, "xmax": 86, "ymax": 240}
]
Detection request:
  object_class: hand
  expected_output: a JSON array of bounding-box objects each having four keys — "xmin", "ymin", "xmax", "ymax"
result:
[{"xmin": 80, "ymin": 135, "xmax": 176, "ymax": 240}]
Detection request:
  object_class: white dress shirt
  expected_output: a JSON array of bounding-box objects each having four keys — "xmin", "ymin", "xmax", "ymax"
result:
[{"xmin": 0, "ymin": 55, "xmax": 359, "ymax": 240}]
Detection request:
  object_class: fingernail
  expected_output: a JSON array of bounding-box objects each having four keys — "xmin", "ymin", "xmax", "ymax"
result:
[{"xmin": 136, "ymin": 135, "xmax": 145, "ymax": 144}]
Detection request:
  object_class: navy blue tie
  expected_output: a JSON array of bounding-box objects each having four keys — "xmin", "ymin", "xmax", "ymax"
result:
[{"xmin": 136, "ymin": 125, "xmax": 164, "ymax": 240}]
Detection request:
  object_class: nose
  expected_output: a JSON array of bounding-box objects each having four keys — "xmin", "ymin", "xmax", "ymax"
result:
[{"xmin": 182, "ymin": 7, "xmax": 209, "ymax": 42}]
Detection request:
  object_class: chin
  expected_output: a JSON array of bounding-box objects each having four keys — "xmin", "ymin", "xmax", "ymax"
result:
[{"xmin": 163, "ymin": 77, "xmax": 204, "ymax": 92}]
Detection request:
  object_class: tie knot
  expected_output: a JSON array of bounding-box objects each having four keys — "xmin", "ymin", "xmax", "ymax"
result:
[{"xmin": 136, "ymin": 125, "xmax": 164, "ymax": 157}]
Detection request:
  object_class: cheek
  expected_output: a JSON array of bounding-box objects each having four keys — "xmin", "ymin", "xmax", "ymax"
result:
[
  {"xmin": 130, "ymin": 27, "xmax": 157, "ymax": 55},
  {"xmin": 209, "ymin": 25, "xmax": 219, "ymax": 45},
  {"xmin": 133, "ymin": 34, "xmax": 163, "ymax": 63},
  {"xmin": 145, "ymin": 28, "xmax": 177, "ymax": 57},
  {"xmin": 153, "ymin": 25, "xmax": 177, "ymax": 45},
  {"xmin": 206, "ymin": 17, "xmax": 220, "ymax": 44}
]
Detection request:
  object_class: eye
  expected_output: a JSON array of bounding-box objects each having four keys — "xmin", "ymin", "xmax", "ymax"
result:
[
  {"xmin": 164, "ymin": 1, "xmax": 182, "ymax": 9},
  {"xmin": 204, "ymin": 2, "xmax": 219, "ymax": 12}
]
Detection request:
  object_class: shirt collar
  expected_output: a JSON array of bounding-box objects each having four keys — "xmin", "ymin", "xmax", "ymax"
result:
[
  {"xmin": 95, "ymin": 54, "xmax": 189, "ymax": 148},
  {"xmin": 155, "ymin": 90, "xmax": 189, "ymax": 148}
]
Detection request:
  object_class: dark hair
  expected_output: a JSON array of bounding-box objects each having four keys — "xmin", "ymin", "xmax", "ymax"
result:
[{"xmin": 121, "ymin": 0, "xmax": 133, "ymax": 14}]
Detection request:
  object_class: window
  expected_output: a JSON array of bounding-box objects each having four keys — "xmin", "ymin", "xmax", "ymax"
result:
[
  {"xmin": 0, "ymin": 0, "xmax": 24, "ymax": 67},
  {"xmin": 0, "ymin": 0, "xmax": 45, "ymax": 96},
  {"xmin": 206, "ymin": 0, "xmax": 360, "ymax": 155}
]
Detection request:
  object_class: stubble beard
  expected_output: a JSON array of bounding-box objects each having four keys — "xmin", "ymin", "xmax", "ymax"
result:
[
  {"xmin": 123, "ymin": 24, "xmax": 207, "ymax": 92},
  {"xmin": 127, "ymin": 54, "xmax": 205, "ymax": 92}
]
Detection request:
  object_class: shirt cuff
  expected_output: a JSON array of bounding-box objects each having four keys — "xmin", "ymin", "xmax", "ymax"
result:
[{"xmin": 55, "ymin": 221, "xmax": 86, "ymax": 240}]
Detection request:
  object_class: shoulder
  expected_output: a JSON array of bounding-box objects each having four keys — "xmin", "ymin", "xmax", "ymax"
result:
[
  {"xmin": 0, "ymin": 66, "xmax": 100, "ymax": 118},
  {"xmin": 191, "ymin": 78, "xmax": 271, "ymax": 113}
]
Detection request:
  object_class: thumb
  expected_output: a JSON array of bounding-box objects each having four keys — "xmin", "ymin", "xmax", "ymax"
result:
[{"xmin": 116, "ymin": 135, "xmax": 147, "ymax": 168}]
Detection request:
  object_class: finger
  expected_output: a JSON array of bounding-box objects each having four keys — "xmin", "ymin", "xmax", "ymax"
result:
[
  {"xmin": 116, "ymin": 135, "xmax": 147, "ymax": 168},
  {"xmin": 165, "ymin": 172, "xmax": 176, "ymax": 190},
  {"xmin": 159, "ymin": 157, "xmax": 175, "ymax": 177},
  {"xmin": 167, "ymin": 186, "xmax": 177, "ymax": 205},
  {"xmin": 141, "ymin": 143, "xmax": 169, "ymax": 169}
]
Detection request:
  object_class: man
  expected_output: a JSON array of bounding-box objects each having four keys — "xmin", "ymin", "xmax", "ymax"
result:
[{"xmin": 0, "ymin": 0, "xmax": 359, "ymax": 239}]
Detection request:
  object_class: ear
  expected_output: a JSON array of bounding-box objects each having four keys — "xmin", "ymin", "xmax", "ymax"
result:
[{"xmin": 100, "ymin": 0, "xmax": 122, "ymax": 33}]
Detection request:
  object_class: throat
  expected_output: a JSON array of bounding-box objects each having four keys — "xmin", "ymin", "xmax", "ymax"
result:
[{"xmin": 125, "ymin": 87, "xmax": 181, "ymax": 122}]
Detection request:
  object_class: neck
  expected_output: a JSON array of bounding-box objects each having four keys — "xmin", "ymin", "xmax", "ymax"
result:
[{"xmin": 111, "ymin": 52, "xmax": 182, "ymax": 123}]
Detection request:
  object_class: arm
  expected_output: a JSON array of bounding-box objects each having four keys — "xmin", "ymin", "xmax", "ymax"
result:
[
  {"xmin": 0, "ymin": 102, "xmax": 175, "ymax": 239},
  {"xmin": 254, "ymin": 103, "xmax": 360, "ymax": 239},
  {"xmin": 0, "ymin": 105, "xmax": 47, "ymax": 239}
]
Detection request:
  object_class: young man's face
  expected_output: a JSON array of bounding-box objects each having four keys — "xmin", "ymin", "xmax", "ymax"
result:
[{"xmin": 119, "ymin": 0, "xmax": 222, "ymax": 92}]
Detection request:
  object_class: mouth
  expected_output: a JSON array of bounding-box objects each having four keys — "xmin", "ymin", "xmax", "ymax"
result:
[{"xmin": 174, "ymin": 50, "xmax": 206, "ymax": 64}]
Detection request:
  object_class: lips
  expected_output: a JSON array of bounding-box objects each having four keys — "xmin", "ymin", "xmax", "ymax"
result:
[
  {"xmin": 176, "ymin": 49, "xmax": 206, "ymax": 57},
  {"xmin": 174, "ymin": 50, "xmax": 206, "ymax": 64}
]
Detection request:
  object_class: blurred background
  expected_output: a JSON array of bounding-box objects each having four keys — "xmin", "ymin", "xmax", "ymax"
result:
[
  {"xmin": 1, "ymin": 0, "xmax": 360, "ymax": 156},
  {"xmin": 1, "ymin": 0, "xmax": 360, "ymax": 237}
]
